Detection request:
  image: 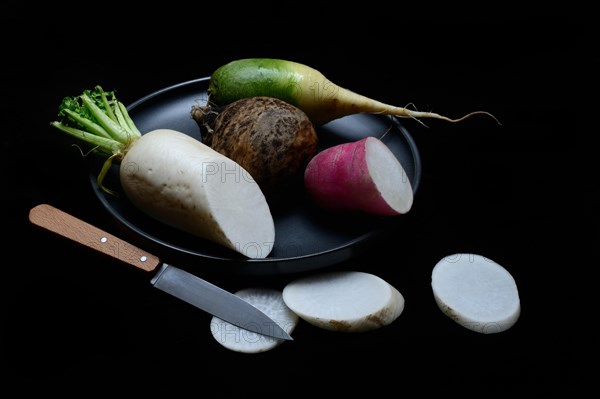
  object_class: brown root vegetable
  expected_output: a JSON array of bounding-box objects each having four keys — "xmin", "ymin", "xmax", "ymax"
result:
[{"xmin": 192, "ymin": 96, "xmax": 319, "ymax": 199}]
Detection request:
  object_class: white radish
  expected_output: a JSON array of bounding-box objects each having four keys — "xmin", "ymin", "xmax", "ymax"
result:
[
  {"xmin": 304, "ymin": 136, "xmax": 413, "ymax": 215},
  {"xmin": 282, "ymin": 271, "xmax": 405, "ymax": 332},
  {"xmin": 431, "ymin": 253, "xmax": 521, "ymax": 334},
  {"xmin": 210, "ymin": 288, "xmax": 298, "ymax": 353},
  {"xmin": 120, "ymin": 129, "xmax": 275, "ymax": 259},
  {"xmin": 50, "ymin": 87, "xmax": 275, "ymax": 259}
]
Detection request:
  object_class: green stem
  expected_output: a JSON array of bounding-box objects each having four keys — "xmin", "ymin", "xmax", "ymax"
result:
[
  {"xmin": 62, "ymin": 109, "xmax": 112, "ymax": 139},
  {"xmin": 50, "ymin": 122, "xmax": 124, "ymax": 157},
  {"xmin": 98, "ymin": 86, "xmax": 118, "ymax": 123},
  {"xmin": 118, "ymin": 101, "xmax": 141, "ymax": 137},
  {"xmin": 81, "ymin": 93, "xmax": 130, "ymax": 143}
]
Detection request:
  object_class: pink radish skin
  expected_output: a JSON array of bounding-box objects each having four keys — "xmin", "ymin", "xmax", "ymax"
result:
[{"xmin": 304, "ymin": 137, "xmax": 413, "ymax": 215}]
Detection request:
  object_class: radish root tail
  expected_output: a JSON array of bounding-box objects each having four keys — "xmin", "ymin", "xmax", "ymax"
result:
[
  {"xmin": 400, "ymin": 108, "xmax": 502, "ymax": 127},
  {"xmin": 440, "ymin": 110, "xmax": 502, "ymax": 125},
  {"xmin": 380, "ymin": 102, "xmax": 501, "ymax": 127}
]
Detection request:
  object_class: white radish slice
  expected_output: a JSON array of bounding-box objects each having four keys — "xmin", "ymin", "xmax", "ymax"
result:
[
  {"xmin": 431, "ymin": 253, "xmax": 521, "ymax": 334},
  {"xmin": 210, "ymin": 288, "xmax": 298, "ymax": 353},
  {"xmin": 282, "ymin": 271, "xmax": 405, "ymax": 332}
]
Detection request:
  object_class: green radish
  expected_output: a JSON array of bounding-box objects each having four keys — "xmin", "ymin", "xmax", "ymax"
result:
[{"xmin": 207, "ymin": 58, "xmax": 500, "ymax": 126}]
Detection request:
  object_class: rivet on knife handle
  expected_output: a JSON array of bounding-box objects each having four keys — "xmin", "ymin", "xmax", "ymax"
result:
[{"xmin": 29, "ymin": 204, "xmax": 160, "ymax": 272}]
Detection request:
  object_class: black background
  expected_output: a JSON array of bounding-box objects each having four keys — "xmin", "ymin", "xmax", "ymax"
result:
[{"xmin": 1, "ymin": 5, "xmax": 589, "ymax": 395}]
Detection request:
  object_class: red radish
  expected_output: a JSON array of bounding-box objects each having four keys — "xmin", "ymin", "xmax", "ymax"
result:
[{"xmin": 304, "ymin": 136, "xmax": 413, "ymax": 215}]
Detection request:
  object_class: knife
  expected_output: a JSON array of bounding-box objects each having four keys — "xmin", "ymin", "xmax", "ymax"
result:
[{"xmin": 28, "ymin": 203, "xmax": 293, "ymax": 341}]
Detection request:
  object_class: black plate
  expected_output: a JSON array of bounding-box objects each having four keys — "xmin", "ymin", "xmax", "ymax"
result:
[{"xmin": 90, "ymin": 77, "xmax": 422, "ymax": 275}]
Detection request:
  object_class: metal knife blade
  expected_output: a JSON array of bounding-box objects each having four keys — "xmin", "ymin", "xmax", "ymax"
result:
[{"xmin": 28, "ymin": 203, "xmax": 293, "ymax": 341}]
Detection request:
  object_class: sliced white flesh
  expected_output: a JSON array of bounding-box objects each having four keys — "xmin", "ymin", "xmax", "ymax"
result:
[
  {"xmin": 282, "ymin": 271, "xmax": 405, "ymax": 332},
  {"xmin": 431, "ymin": 253, "xmax": 521, "ymax": 334},
  {"xmin": 365, "ymin": 137, "xmax": 413, "ymax": 214},
  {"xmin": 210, "ymin": 288, "xmax": 298, "ymax": 353}
]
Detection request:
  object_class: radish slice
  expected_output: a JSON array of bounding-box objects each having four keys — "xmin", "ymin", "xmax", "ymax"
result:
[
  {"xmin": 282, "ymin": 271, "xmax": 405, "ymax": 332},
  {"xmin": 210, "ymin": 288, "xmax": 298, "ymax": 353},
  {"xmin": 431, "ymin": 254, "xmax": 521, "ymax": 334}
]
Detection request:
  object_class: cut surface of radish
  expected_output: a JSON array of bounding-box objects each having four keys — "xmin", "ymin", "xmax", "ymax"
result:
[
  {"xmin": 364, "ymin": 137, "xmax": 413, "ymax": 214},
  {"xmin": 282, "ymin": 271, "xmax": 405, "ymax": 332},
  {"xmin": 431, "ymin": 253, "xmax": 520, "ymax": 334},
  {"xmin": 210, "ymin": 288, "xmax": 298, "ymax": 353}
]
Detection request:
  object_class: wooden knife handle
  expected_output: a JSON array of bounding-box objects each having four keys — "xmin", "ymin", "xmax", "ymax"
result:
[{"xmin": 29, "ymin": 204, "xmax": 161, "ymax": 272}]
